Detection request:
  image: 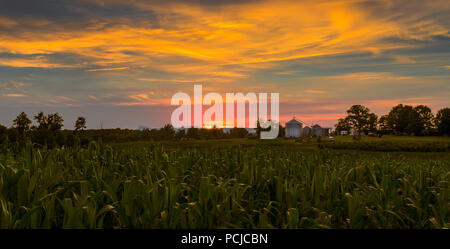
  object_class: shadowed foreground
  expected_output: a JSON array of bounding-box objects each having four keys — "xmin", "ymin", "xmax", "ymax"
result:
[{"xmin": 0, "ymin": 140, "xmax": 448, "ymax": 228}]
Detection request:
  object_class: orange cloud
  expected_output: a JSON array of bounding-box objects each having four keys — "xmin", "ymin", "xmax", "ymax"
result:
[
  {"xmin": 2, "ymin": 93, "xmax": 25, "ymax": 97},
  {"xmin": 1, "ymin": 0, "xmax": 447, "ymax": 77},
  {"xmin": 304, "ymin": 90, "xmax": 326, "ymax": 94}
]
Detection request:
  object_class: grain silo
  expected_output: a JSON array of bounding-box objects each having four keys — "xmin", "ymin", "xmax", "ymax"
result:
[{"xmin": 285, "ymin": 118, "xmax": 302, "ymax": 138}]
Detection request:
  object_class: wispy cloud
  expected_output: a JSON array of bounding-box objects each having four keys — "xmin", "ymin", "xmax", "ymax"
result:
[
  {"xmin": 86, "ymin": 67, "xmax": 129, "ymax": 72},
  {"xmin": 0, "ymin": 58, "xmax": 73, "ymax": 68},
  {"xmin": 304, "ymin": 90, "xmax": 326, "ymax": 94},
  {"xmin": 0, "ymin": 81, "xmax": 32, "ymax": 89},
  {"xmin": 2, "ymin": 93, "xmax": 25, "ymax": 97}
]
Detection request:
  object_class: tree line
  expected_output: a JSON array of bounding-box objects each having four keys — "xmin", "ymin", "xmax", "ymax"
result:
[
  {"xmin": 0, "ymin": 112, "xmax": 88, "ymax": 148},
  {"xmin": 0, "ymin": 112, "xmax": 275, "ymax": 148},
  {"xmin": 0, "ymin": 104, "xmax": 448, "ymax": 148},
  {"xmin": 335, "ymin": 104, "xmax": 450, "ymax": 136}
]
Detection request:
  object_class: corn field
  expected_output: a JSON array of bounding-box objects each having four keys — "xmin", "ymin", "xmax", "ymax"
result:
[{"xmin": 0, "ymin": 140, "xmax": 448, "ymax": 228}]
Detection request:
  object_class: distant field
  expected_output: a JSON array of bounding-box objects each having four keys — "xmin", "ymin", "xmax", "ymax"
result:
[
  {"xmin": 334, "ymin": 135, "xmax": 450, "ymax": 143},
  {"xmin": 0, "ymin": 137, "xmax": 447, "ymax": 229},
  {"xmin": 112, "ymin": 135, "xmax": 450, "ymax": 152}
]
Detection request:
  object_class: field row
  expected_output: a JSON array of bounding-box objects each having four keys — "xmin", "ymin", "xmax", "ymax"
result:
[{"xmin": 0, "ymin": 140, "xmax": 448, "ymax": 228}]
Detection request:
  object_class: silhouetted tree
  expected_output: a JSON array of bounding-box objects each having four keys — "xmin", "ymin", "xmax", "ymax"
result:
[
  {"xmin": 47, "ymin": 113, "xmax": 64, "ymax": 132},
  {"xmin": 378, "ymin": 115, "xmax": 391, "ymax": 134},
  {"xmin": 386, "ymin": 104, "xmax": 434, "ymax": 135},
  {"xmin": 386, "ymin": 104, "xmax": 415, "ymax": 134},
  {"xmin": 75, "ymin": 117, "xmax": 87, "ymax": 131},
  {"xmin": 34, "ymin": 112, "xmax": 64, "ymax": 132},
  {"xmin": 34, "ymin": 112, "xmax": 47, "ymax": 129},
  {"xmin": 345, "ymin": 105, "xmax": 378, "ymax": 135},
  {"xmin": 436, "ymin": 107, "xmax": 450, "ymax": 135},
  {"xmin": 335, "ymin": 117, "xmax": 351, "ymax": 134},
  {"xmin": 0, "ymin": 124, "xmax": 7, "ymax": 143},
  {"xmin": 159, "ymin": 124, "xmax": 175, "ymax": 140},
  {"xmin": 413, "ymin": 105, "xmax": 435, "ymax": 135},
  {"xmin": 13, "ymin": 112, "xmax": 32, "ymax": 134}
]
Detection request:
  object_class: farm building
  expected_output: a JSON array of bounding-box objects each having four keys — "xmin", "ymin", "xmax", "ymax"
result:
[
  {"xmin": 285, "ymin": 118, "xmax": 302, "ymax": 137},
  {"xmin": 339, "ymin": 129, "xmax": 359, "ymax": 136},
  {"xmin": 302, "ymin": 126, "xmax": 311, "ymax": 136},
  {"xmin": 311, "ymin": 125, "xmax": 333, "ymax": 136},
  {"xmin": 322, "ymin": 127, "xmax": 332, "ymax": 136},
  {"xmin": 312, "ymin": 124, "xmax": 322, "ymax": 136}
]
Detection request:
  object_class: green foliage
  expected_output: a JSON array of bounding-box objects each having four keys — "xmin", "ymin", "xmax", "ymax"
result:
[
  {"xmin": 0, "ymin": 140, "xmax": 448, "ymax": 229},
  {"xmin": 385, "ymin": 104, "xmax": 435, "ymax": 136},
  {"xmin": 335, "ymin": 117, "xmax": 352, "ymax": 134},
  {"xmin": 345, "ymin": 105, "xmax": 378, "ymax": 135},
  {"xmin": 436, "ymin": 108, "xmax": 450, "ymax": 135}
]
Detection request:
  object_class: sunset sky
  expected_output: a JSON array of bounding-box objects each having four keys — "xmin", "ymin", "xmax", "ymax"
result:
[{"xmin": 0, "ymin": 0, "xmax": 449, "ymax": 129}]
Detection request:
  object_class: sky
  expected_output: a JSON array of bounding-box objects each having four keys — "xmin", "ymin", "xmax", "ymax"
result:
[{"xmin": 0, "ymin": 0, "xmax": 449, "ymax": 129}]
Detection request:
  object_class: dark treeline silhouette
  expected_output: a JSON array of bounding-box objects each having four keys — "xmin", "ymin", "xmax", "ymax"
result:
[
  {"xmin": 0, "ymin": 112, "xmax": 284, "ymax": 148},
  {"xmin": 0, "ymin": 104, "xmax": 448, "ymax": 148},
  {"xmin": 335, "ymin": 104, "xmax": 450, "ymax": 136}
]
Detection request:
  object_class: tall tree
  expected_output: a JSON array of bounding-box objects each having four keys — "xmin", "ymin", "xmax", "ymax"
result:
[
  {"xmin": 75, "ymin": 117, "xmax": 87, "ymax": 131},
  {"xmin": 334, "ymin": 117, "xmax": 351, "ymax": 133},
  {"xmin": 345, "ymin": 105, "xmax": 378, "ymax": 135},
  {"xmin": 13, "ymin": 112, "xmax": 32, "ymax": 133},
  {"xmin": 386, "ymin": 104, "xmax": 434, "ymax": 135},
  {"xmin": 47, "ymin": 113, "xmax": 64, "ymax": 132},
  {"xmin": 34, "ymin": 112, "xmax": 47, "ymax": 129},
  {"xmin": 386, "ymin": 104, "xmax": 415, "ymax": 134},
  {"xmin": 436, "ymin": 107, "xmax": 450, "ymax": 135},
  {"xmin": 413, "ymin": 105, "xmax": 435, "ymax": 135},
  {"xmin": 378, "ymin": 115, "xmax": 391, "ymax": 134},
  {"xmin": 366, "ymin": 113, "xmax": 378, "ymax": 133},
  {"xmin": 34, "ymin": 112, "xmax": 64, "ymax": 132}
]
